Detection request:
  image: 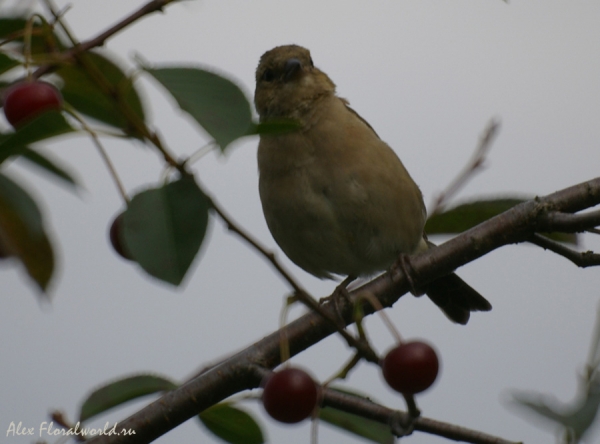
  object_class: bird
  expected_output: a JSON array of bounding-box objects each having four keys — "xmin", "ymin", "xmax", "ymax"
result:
[{"xmin": 253, "ymin": 44, "xmax": 491, "ymax": 324}]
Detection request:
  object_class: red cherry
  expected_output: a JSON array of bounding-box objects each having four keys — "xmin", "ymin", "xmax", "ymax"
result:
[
  {"xmin": 109, "ymin": 212, "xmax": 133, "ymax": 261},
  {"xmin": 3, "ymin": 81, "xmax": 62, "ymax": 128},
  {"xmin": 262, "ymin": 367, "xmax": 318, "ymax": 423},
  {"xmin": 382, "ymin": 341, "xmax": 440, "ymax": 395}
]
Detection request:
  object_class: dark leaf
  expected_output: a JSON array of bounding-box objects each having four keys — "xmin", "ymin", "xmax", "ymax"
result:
[
  {"xmin": 569, "ymin": 389, "xmax": 600, "ymax": 439},
  {"xmin": 145, "ymin": 66, "xmax": 252, "ymax": 151},
  {"xmin": 0, "ymin": 172, "xmax": 54, "ymax": 291},
  {"xmin": 318, "ymin": 388, "xmax": 395, "ymax": 444},
  {"xmin": 0, "ymin": 17, "xmax": 29, "ymax": 39},
  {"xmin": 248, "ymin": 119, "xmax": 302, "ymax": 136},
  {"xmin": 0, "ymin": 17, "xmax": 67, "ymax": 55},
  {"xmin": 121, "ymin": 175, "xmax": 211, "ymax": 285},
  {"xmin": 319, "ymin": 407, "xmax": 394, "ymax": 444},
  {"xmin": 426, "ymin": 197, "xmax": 578, "ymax": 244},
  {"xmin": 79, "ymin": 374, "xmax": 178, "ymax": 422},
  {"xmin": 19, "ymin": 147, "xmax": 79, "ymax": 188},
  {"xmin": 0, "ymin": 111, "xmax": 74, "ymax": 163},
  {"xmin": 426, "ymin": 198, "xmax": 527, "ymax": 234},
  {"xmin": 199, "ymin": 403, "xmax": 264, "ymax": 444},
  {"xmin": 536, "ymin": 231, "xmax": 578, "ymax": 245},
  {"xmin": 57, "ymin": 51, "xmax": 145, "ymax": 137},
  {"xmin": 511, "ymin": 392, "xmax": 568, "ymax": 424},
  {"xmin": 0, "ymin": 53, "xmax": 19, "ymax": 76},
  {"xmin": 512, "ymin": 388, "xmax": 600, "ymax": 440}
]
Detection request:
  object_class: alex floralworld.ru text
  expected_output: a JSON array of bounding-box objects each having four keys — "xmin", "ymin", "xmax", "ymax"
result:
[{"xmin": 6, "ymin": 420, "xmax": 136, "ymax": 437}]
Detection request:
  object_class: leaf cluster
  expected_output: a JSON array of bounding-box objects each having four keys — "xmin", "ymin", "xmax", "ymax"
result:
[{"xmin": 0, "ymin": 15, "xmax": 294, "ymax": 292}]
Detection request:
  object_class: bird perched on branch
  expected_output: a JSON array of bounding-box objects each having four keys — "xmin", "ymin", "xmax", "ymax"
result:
[{"xmin": 254, "ymin": 44, "xmax": 491, "ymax": 324}]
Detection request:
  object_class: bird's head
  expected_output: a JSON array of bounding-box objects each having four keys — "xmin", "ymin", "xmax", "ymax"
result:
[{"xmin": 254, "ymin": 45, "xmax": 335, "ymax": 121}]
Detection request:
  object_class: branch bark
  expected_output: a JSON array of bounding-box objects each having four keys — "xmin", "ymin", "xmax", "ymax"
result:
[
  {"xmin": 529, "ymin": 233, "xmax": 600, "ymax": 267},
  {"xmin": 84, "ymin": 177, "xmax": 600, "ymax": 444}
]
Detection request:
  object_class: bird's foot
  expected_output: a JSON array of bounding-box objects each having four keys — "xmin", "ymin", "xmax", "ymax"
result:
[
  {"xmin": 392, "ymin": 254, "xmax": 425, "ymax": 297},
  {"xmin": 320, "ymin": 275, "xmax": 357, "ymax": 323}
]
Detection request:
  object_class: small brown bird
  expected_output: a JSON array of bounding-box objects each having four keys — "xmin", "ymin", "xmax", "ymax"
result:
[{"xmin": 254, "ymin": 45, "xmax": 491, "ymax": 324}]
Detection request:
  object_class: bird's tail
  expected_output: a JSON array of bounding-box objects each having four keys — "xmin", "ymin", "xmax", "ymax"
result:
[{"xmin": 425, "ymin": 273, "xmax": 492, "ymax": 325}]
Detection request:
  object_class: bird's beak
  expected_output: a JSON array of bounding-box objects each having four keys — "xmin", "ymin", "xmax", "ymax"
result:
[{"xmin": 284, "ymin": 58, "xmax": 303, "ymax": 81}]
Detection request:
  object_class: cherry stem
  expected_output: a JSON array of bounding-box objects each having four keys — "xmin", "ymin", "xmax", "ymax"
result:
[
  {"xmin": 23, "ymin": 17, "xmax": 35, "ymax": 80},
  {"xmin": 355, "ymin": 290, "xmax": 402, "ymax": 344},
  {"xmin": 322, "ymin": 353, "xmax": 361, "ymax": 386},
  {"xmin": 429, "ymin": 118, "xmax": 500, "ymax": 215},
  {"xmin": 404, "ymin": 394, "xmax": 421, "ymax": 419},
  {"xmin": 64, "ymin": 105, "xmax": 129, "ymax": 203},
  {"xmin": 183, "ymin": 141, "xmax": 218, "ymax": 167},
  {"xmin": 278, "ymin": 296, "xmax": 293, "ymax": 365}
]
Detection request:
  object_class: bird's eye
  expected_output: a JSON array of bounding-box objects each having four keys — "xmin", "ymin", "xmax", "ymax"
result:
[{"xmin": 261, "ymin": 69, "xmax": 275, "ymax": 82}]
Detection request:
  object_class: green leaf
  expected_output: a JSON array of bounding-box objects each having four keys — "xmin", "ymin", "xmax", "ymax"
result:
[
  {"xmin": 122, "ymin": 175, "xmax": 211, "ymax": 285},
  {"xmin": 0, "ymin": 53, "xmax": 19, "ymax": 75},
  {"xmin": 0, "ymin": 17, "xmax": 67, "ymax": 55},
  {"xmin": 19, "ymin": 147, "xmax": 79, "ymax": 188},
  {"xmin": 317, "ymin": 387, "xmax": 394, "ymax": 444},
  {"xmin": 319, "ymin": 407, "xmax": 394, "ymax": 444},
  {"xmin": 248, "ymin": 119, "xmax": 302, "ymax": 136},
  {"xmin": 425, "ymin": 197, "xmax": 578, "ymax": 244},
  {"xmin": 0, "ymin": 17, "xmax": 29, "ymax": 39},
  {"xmin": 511, "ymin": 389, "xmax": 600, "ymax": 441},
  {"xmin": 321, "ymin": 411, "xmax": 391, "ymax": 443},
  {"xmin": 569, "ymin": 389, "xmax": 600, "ymax": 440},
  {"xmin": 536, "ymin": 232, "xmax": 578, "ymax": 245},
  {"xmin": 0, "ymin": 111, "xmax": 74, "ymax": 163},
  {"xmin": 57, "ymin": 51, "xmax": 145, "ymax": 137},
  {"xmin": 0, "ymin": 112, "xmax": 77, "ymax": 187},
  {"xmin": 79, "ymin": 374, "xmax": 178, "ymax": 422},
  {"xmin": 199, "ymin": 403, "xmax": 264, "ymax": 444},
  {"xmin": 145, "ymin": 66, "xmax": 253, "ymax": 151},
  {"xmin": 426, "ymin": 198, "xmax": 527, "ymax": 234},
  {"xmin": 0, "ymin": 172, "xmax": 54, "ymax": 291},
  {"xmin": 511, "ymin": 392, "xmax": 568, "ymax": 424}
]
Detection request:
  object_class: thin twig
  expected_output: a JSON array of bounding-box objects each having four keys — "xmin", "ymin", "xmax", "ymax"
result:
[
  {"xmin": 528, "ymin": 233, "xmax": 600, "ymax": 267},
  {"xmin": 322, "ymin": 353, "xmax": 362, "ymax": 386},
  {"xmin": 321, "ymin": 388, "xmax": 519, "ymax": 444},
  {"xmin": 430, "ymin": 119, "xmax": 500, "ymax": 215},
  {"xmin": 64, "ymin": 105, "xmax": 129, "ymax": 203},
  {"xmin": 42, "ymin": 0, "xmax": 183, "ymax": 172},
  {"xmin": 183, "ymin": 141, "xmax": 217, "ymax": 167},
  {"xmin": 23, "ymin": 16, "xmax": 34, "ymax": 78},
  {"xmin": 537, "ymin": 209, "xmax": 600, "ymax": 233},
  {"xmin": 33, "ymin": 0, "xmax": 178, "ymax": 79}
]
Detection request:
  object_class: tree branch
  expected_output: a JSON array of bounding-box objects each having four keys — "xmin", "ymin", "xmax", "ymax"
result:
[
  {"xmin": 430, "ymin": 119, "xmax": 500, "ymax": 215},
  {"xmin": 536, "ymin": 209, "xmax": 600, "ymax": 233},
  {"xmin": 322, "ymin": 389, "xmax": 521, "ymax": 444},
  {"xmin": 83, "ymin": 177, "xmax": 600, "ymax": 444},
  {"xmin": 528, "ymin": 234, "xmax": 600, "ymax": 267}
]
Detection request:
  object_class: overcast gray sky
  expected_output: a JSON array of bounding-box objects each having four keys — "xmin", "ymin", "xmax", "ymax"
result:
[{"xmin": 2, "ymin": 1, "xmax": 600, "ymax": 443}]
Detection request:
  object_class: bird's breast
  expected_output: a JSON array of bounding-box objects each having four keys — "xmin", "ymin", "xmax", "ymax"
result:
[{"xmin": 256, "ymin": 97, "xmax": 426, "ymax": 277}]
